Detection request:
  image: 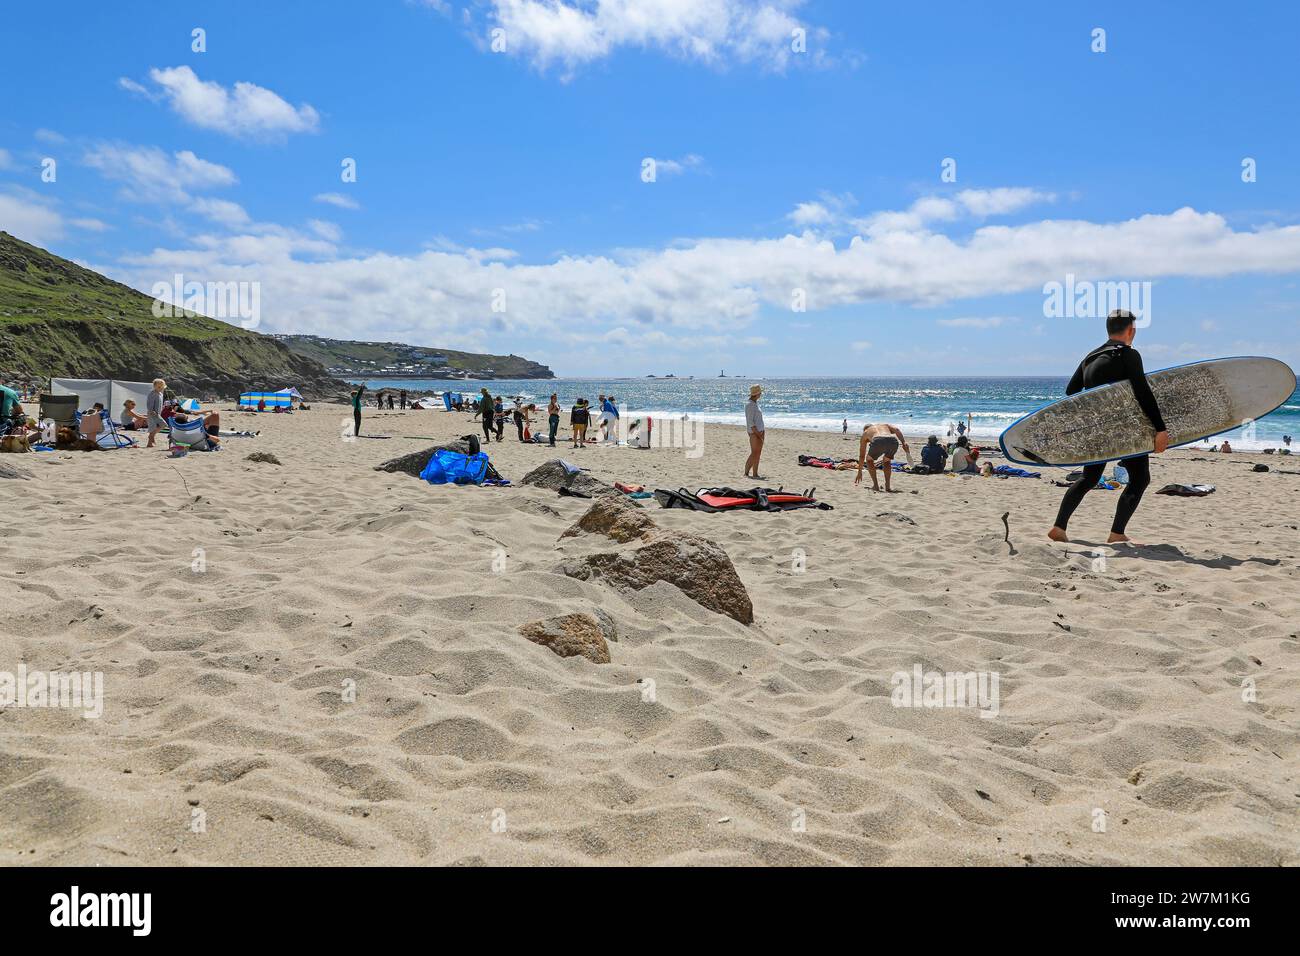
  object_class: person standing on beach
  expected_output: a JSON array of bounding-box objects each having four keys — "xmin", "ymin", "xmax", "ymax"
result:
[
  {"xmin": 1048, "ymin": 309, "xmax": 1168, "ymax": 545},
  {"xmin": 399, "ymin": 389, "xmax": 407, "ymax": 410},
  {"xmin": 743, "ymin": 384, "xmax": 766, "ymax": 479},
  {"xmin": 855, "ymin": 423, "xmax": 909, "ymax": 492},
  {"xmin": 478, "ymin": 388, "xmax": 494, "ymax": 442},
  {"xmin": 547, "ymin": 393, "xmax": 560, "ymax": 447},
  {"xmin": 842, "ymin": 418, "xmax": 848, "ymax": 437},
  {"xmin": 493, "ymin": 396, "xmax": 505, "ymax": 441},
  {"xmin": 570, "ymin": 398, "xmax": 589, "ymax": 447},
  {"xmin": 145, "ymin": 378, "xmax": 166, "ymax": 448},
  {"xmin": 350, "ymin": 384, "xmax": 366, "ymax": 437}
]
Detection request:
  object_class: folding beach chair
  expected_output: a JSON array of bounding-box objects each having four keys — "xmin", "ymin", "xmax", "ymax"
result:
[
  {"xmin": 39, "ymin": 393, "xmax": 79, "ymax": 430},
  {"xmin": 168, "ymin": 416, "xmax": 217, "ymax": 451}
]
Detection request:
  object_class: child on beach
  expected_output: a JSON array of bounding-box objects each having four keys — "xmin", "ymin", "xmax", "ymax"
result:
[
  {"xmin": 145, "ymin": 378, "xmax": 166, "ymax": 448},
  {"xmin": 570, "ymin": 399, "xmax": 589, "ymax": 447}
]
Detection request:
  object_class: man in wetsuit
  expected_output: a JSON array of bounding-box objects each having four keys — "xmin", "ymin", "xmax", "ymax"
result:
[{"xmin": 1048, "ymin": 310, "xmax": 1169, "ymax": 545}]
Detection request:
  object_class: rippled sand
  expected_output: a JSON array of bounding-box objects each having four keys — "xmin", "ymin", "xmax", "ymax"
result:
[{"xmin": 1, "ymin": 404, "xmax": 1296, "ymax": 865}]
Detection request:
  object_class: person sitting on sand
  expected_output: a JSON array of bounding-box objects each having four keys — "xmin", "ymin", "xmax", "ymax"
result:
[
  {"xmin": 202, "ymin": 409, "xmax": 221, "ymax": 441},
  {"xmin": 921, "ymin": 434, "xmax": 947, "ymax": 472},
  {"xmin": 855, "ymin": 423, "xmax": 909, "ymax": 492},
  {"xmin": 121, "ymin": 399, "xmax": 148, "ymax": 429},
  {"xmin": 1, "ymin": 382, "xmax": 24, "ymax": 430},
  {"xmin": 1220, "ymin": 440, "xmax": 1233, "ymax": 453},
  {"xmin": 950, "ymin": 435, "xmax": 979, "ymax": 473}
]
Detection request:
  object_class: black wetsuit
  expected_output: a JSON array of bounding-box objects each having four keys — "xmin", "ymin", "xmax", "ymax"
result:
[
  {"xmin": 479, "ymin": 394, "xmax": 494, "ymax": 441},
  {"xmin": 1053, "ymin": 340, "xmax": 1165, "ymax": 535}
]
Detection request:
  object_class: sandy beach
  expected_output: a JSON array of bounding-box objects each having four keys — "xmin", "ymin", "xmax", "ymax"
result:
[{"xmin": 1, "ymin": 403, "xmax": 1296, "ymax": 866}]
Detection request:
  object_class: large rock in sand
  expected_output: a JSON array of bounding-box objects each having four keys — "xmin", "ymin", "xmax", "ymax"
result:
[
  {"xmin": 517, "ymin": 613, "xmax": 615, "ymax": 663},
  {"xmin": 521, "ymin": 458, "xmax": 615, "ymax": 497},
  {"xmin": 375, "ymin": 440, "xmax": 472, "ymax": 477},
  {"xmin": 560, "ymin": 495, "xmax": 656, "ymax": 543},
  {"xmin": 559, "ymin": 530, "xmax": 754, "ymax": 625}
]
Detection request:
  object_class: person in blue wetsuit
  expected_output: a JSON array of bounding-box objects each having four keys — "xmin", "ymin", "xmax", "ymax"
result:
[{"xmin": 1048, "ymin": 310, "xmax": 1169, "ymax": 545}]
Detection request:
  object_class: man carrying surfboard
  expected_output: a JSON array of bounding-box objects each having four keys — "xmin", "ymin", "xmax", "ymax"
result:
[
  {"xmin": 1048, "ymin": 310, "xmax": 1169, "ymax": 544},
  {"xmin": 855, "ymin": 423, "xmax": 909, "ymax": 492}
]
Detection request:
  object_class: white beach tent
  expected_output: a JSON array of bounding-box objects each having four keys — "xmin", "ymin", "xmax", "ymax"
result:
[{"xmin": 51, "ymin": 378, "xmax": 153, "ymax": 421}]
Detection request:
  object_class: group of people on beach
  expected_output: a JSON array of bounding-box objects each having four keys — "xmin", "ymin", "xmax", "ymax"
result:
[
  {"xmin": 1, "ymin": 377, "xmax": 225, "ymax": 450},
  {"xmin": 466, "ymin": 387, "xmax": 621, "ymax": 449}
]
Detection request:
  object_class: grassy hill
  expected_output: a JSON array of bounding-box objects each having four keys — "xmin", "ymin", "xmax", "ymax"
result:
[
  {"xmin": 0, "ymin": 232, "xmax": 349, "ymax": 399},
  {"xmin": 273, "ymin": 334, "xmax": 555, "ymax": 380}
]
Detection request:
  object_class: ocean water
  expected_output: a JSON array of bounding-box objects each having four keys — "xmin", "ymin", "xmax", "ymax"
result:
[{"xmin": 359, "ymin": 375, "xmax": 1300, "ymax": 451}]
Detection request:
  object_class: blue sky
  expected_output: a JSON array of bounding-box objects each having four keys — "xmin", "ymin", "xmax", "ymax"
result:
[{"xmin": 2, "ymin": 0, "xmax": 1298, "ymax": 376}]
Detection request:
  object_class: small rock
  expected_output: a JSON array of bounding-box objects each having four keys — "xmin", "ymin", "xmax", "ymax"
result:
[
  {"xmin": 245, "ymin": 452, "xmax": 282, "ymax": 465},
  {"xmin": 561, "ymin": 496, "xmax": 656, "ymax": 543},
  {"xmin": 517, "ymin": 613, "xmax": 613, "ymax": 664},
  {"xmin": 560, "ymin": 529, "xmax": 754, "ymax": 625}
]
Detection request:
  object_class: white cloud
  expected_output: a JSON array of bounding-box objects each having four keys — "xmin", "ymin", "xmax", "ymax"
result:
[
  {"xmin": 313, "ymin": 192, "xmax": 360, "ymax": 210},
  {"xmin": 1200, "ymin": 319, "xmax": 1219, "ymax": 332},
  {"xmin": 955, "ymin": 187, "xmax": 1054, "ymax": 217},
  {"xmin": 190, "ymin": 197, "xmax": 252, "ymax": 229},
  {"xmin": 652, "ymin": 153, "xmax": 705, "ymax": 176},
  {"xmin": 937, "ymin": 316, "xmax": 1014, "ymax": 329},
  {"xmin": 789, "ymin": 187, "xmax": 1054, "ymax": 236},
  {"xmin": 70, "ymin": 217, "xmax": 112, "ymax": 232},
  {"xmin": 850, "ymin": 340, "xmax": 873, "ymax": 351},
  {"xmin": 82, "ymin": 143, "xmax": 236, "ymax": 204},
  {"xmin": 0, "ymin": 149, "xmax": 16, "ymax": 171},
  {"xmin": 34, "ymin": 128, "xmax": 67, "ymax": 145},
  {"xmin": 789, "ymin": 201, "xmax": 832, "ymax": 226},
  {"xmin": 0, "ymin": 192, "xmax": 64, "ymax": 245},
  {"xmin": 102, "ymin": 202, "xmax": 1300, "ymax": 350},
  {"xmin": 476, "ymin": 0, "xmax": 831, "ymax": 74},
  {"xmin": 126, "ymin": 66, "xmax": 320, "ymax": 139},
  {"xmin": 307, "ymin": 219, "xmax": 343, "ymax": 242}
]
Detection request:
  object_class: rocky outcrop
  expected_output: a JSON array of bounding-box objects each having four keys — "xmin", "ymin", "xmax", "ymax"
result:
[
  {"xmin": 560, "ymin": 529, "xmax": 754, "ymax": 625},
  {"xmin": 374, "ymin": 439, "xmax": 472, "ymax": 477},
  {"xmin": 560, "ymin": 495, "xmax": 655, "ymax": 543},
  {"xmin": 521, "ymin": 459, "xmax": 615, "ymax": 497},
  {"xmin": 517, "ymin": 613, "xmax": 616, "ymax": 663}
]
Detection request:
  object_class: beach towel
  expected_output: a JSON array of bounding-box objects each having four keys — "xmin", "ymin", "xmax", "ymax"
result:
[
  {"xmin": 653, "ymin": 486, "xmax": 831, "ymax": 512},
  {"xmin": 1155, "ymin": 483, "xmax": 1216, "ymax": 497},
  {"xmin": 992, "ymin": 465, "xmax": 1040, "ymax": 478},
  {"xmin": 419, "ymin": 449, "xmax": 490, "ymax": 485}
]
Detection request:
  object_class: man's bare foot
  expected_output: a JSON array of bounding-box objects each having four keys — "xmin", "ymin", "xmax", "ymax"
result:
[
  {"xmin": 1047, "ymin": 526, "xmax": 1069, "ymax": 542},
  {"xmin": 1107, "ymin": 533, "xmax": 1140, "ymax": 545}
]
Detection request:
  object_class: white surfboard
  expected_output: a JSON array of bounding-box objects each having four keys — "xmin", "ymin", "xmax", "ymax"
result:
[{"xmin": 999, "ymin": 356, "xmax": 1296, "ymax": 467}]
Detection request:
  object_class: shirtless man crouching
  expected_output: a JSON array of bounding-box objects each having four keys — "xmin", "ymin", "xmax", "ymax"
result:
[{"xmin": 855, "ymin": 423, "xmax": 909, "ymax": 492}]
